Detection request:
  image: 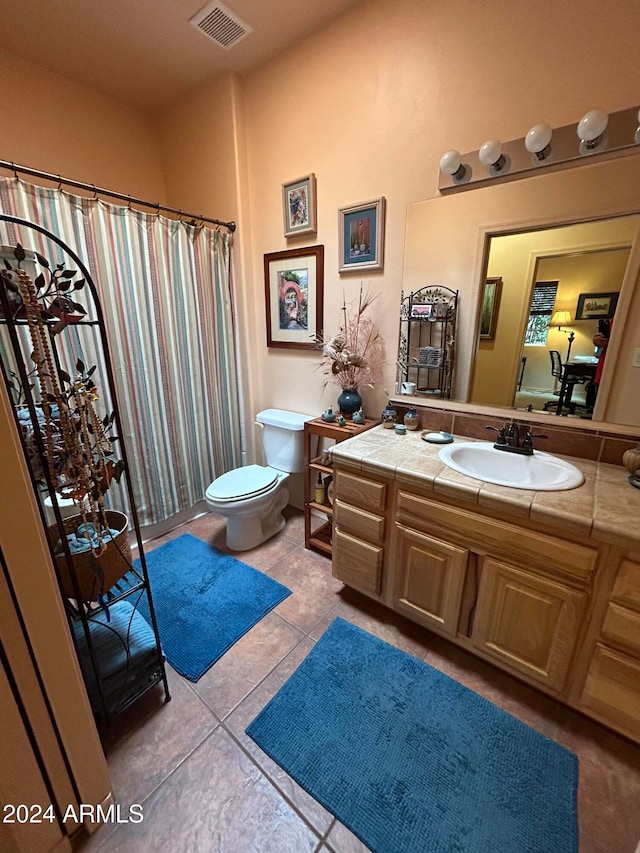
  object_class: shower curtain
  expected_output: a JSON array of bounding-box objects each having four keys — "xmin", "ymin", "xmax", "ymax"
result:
[{"xmin": 0, "ymin": 176, "xmax": 242, "ymax": 527}]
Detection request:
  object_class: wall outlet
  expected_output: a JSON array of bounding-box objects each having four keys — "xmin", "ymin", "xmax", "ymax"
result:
[{"xmin": 634, "ymin": 347, "xmax": 640, "ymax": 368}]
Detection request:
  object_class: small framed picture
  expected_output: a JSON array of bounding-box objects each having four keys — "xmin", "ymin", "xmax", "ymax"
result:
[
  {"xmin": 338, "ymin": 197, "xmax": 386, "ymax": 273},
  {"xmin": 479, "ymin": 277, "xmax": 502, "ymax": 340},
  {"xmin": 264, "ymin": 245, "xmax": 324, "ymax": 350},
  {"xmin": 282, "ymin": 174, "xmax": 317, "ymax": 237},
  {"xmin": 410, "ymin": 304, "xmax": 432, "ymax": 320},
  {"xmin": 575, "ymin": 291, "xmax": 619, "ymax": 320}
]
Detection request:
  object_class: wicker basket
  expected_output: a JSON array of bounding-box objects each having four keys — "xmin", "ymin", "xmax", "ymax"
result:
[{"xmin": 48, "ymin": 510, "xmax": 132, "ymax": 602}]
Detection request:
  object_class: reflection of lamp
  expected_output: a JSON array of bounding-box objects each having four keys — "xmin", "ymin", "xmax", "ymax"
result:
[{"xmin": 549, "ymin": 310, "xmax": 575, "ymax": 361}]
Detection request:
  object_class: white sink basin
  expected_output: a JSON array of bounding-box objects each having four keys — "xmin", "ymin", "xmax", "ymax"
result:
[{"xmin": 438, "ymin": 441, "xmax": 584, "ymax": 491}]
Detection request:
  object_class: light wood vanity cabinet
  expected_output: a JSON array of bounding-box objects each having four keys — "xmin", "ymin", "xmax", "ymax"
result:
[
  {"xmin": 394, "ymin": 489, "xmax": 593, "ymax": 693},
  {"xmin": 331, "ymin": 462, "xmax": 640, "ymax": 742}
]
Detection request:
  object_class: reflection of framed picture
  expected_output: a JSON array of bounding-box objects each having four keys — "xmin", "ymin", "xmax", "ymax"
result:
[
  {"xmin": 338, "ymin": 197, "xmax": 385, "ymax": 273},
  {"xmin": 480, "ymin": 276, "xmax": 502, "ymax": 339},
  {"xmin": 264, "ymin": 245, "xmax": 324, "ymax": 349},
  {"xmin": 282, "ymin": 174, "xmax": 317, "ymax": 237},
  {"xmin": 575, "ymin": 291, "xmax": 619, "ymax": 320}
]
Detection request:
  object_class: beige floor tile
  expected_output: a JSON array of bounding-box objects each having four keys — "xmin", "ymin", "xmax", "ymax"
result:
[
  {"xmin": 104, "ymin": 665, "xmax": 219, "ymax": 807},
  {"xmin": 190, "ymin": 610, "xmax": 304, "ymax": 719},
  {"xmin": 82, "ymin": 728, "xmax": 320, "ymax": 852},
  {"xmin": 268, "ymin": 547, "xmax": 346, "ymax": 632}
]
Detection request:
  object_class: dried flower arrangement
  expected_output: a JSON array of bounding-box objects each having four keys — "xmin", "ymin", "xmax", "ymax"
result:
[{"xmin": 318, "ymin": 285, "xmax": 385, "ymax": 392}]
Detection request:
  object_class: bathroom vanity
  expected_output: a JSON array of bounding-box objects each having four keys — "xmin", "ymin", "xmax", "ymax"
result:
[{"xmin": 330, "ymin": 422, "xmax": 640, "ymax": 744}]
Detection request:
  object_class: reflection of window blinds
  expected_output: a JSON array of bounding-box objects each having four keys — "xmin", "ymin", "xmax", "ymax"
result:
[
  {"xmin": 529, "ymin": 281, "xmax": 558, "ymax": 314},
  {"xmin": 525, "ymin": 281, "xmax": 558, "ymax": 346}
]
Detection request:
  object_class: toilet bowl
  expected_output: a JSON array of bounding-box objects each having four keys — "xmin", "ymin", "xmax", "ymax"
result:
[{"xmin": 205, "ymin": 409, "xmax": 313, "ymax": 551}]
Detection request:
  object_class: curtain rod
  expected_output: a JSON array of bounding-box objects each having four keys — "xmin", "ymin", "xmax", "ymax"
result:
[{"xmin": 0, "ymin": 159, "xmax": 236, "ymax": 233}]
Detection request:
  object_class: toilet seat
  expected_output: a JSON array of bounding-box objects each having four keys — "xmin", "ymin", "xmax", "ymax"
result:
[{"xmin": 206, "ymin": 465, "xmax": 280, "ymax": 504}]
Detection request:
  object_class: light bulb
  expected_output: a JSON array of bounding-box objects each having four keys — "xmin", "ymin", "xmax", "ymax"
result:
[
  {"xmin": 577, "ymin": 109, "xmax": 608, "ymax": 148},
  {"xmin": 478, "ymin": 139, "xmax": 504, "ymax": 170},
  {"xmin": 525, "ymin": 123, "xmax": 552, "ymax": 159},
  {"xmin": 439, "ymin": 150, "xmax": 465, "ymax": 179},
  {"xmin": 636, "ymin": 108, "xmax": 640, "ymax": 145}
]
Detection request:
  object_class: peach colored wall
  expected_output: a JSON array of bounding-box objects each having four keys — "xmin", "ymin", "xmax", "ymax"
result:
[
  {"xmin": 237, "ymin": 0, "xmax": 640, "ymax": 428},
  {"xmin": 0, "ymin": 48, "xmax": 166, "ymax": 199},
  {"xmin": 473, "ymin": 221, "xmax": 637, "ymax": 405}
]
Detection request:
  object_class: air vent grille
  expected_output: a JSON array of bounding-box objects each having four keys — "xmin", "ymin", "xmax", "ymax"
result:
[{"xmin": 190, "ymin": 1, "xmax": 252, "ymax": 50}]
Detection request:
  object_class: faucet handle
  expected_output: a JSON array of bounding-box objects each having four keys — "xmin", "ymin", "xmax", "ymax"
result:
[
  {"xmin": 486, "ymin": 425, "xmax": 507, "ymax": 445},
  {"xmin": 523, "ymin": 431, "xmax": 548, "ymax": 449}
]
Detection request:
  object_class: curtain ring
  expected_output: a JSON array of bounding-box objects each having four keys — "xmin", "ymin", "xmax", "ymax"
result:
[
  {"xmin": 177, "ymin": 209, "xmax": 183, "ymax": 222},
  {"xmin": 127, "ymin": 195, "xmax": 132, "ymax": 210},
  {"xmin": 11, "ymin": 162, "xmax": 18, "ymax": 179},
  {"xmin": 91, "ymin": 184, "xmax": 98, "ymax": 200},
  {"xmin": 155, "ymin": 202, "xmax": 161, "ymax": 217},
  {"xmin": 57, "ymin": 174, "xmax": 63, "ymax": 192}
]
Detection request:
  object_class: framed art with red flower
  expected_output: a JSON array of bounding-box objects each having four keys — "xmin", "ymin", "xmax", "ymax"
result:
[{"xmin": 264, "ymin": 245, "xmax": 324, "ymax": 349}]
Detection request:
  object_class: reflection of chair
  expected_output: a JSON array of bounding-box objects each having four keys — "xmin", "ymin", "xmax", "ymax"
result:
[{"xmin": 543, "ymin": 350, "xmax": 587, "ymax": 414}]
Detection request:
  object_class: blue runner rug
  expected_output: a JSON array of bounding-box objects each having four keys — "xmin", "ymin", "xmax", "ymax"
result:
[
  {"xmin": 133, "ymin": 533, "xmax": 291, "ymax": 681},
  {"xmin": 246, "ymin": 618, "xmax": 579, "ymax": 853}
]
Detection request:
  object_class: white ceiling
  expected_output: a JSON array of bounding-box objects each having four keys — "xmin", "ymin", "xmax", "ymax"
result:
[{"xmin": 3, "ymin": 0, "xmax": 361, "ymax": 114}]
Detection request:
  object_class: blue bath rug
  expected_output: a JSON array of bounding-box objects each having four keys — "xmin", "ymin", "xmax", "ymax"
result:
[
  {"xmin": 132, "ymin": 533, "xmax": 291, "ymax": 681},
  {"xmin": 246, "ymin": 618, "xmax": 579, "ymax": 853}
]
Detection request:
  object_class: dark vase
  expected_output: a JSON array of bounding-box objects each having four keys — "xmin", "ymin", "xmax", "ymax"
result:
[{"xmin": 337, "ymin": 388, "xmax": 362, "ymax": 417}]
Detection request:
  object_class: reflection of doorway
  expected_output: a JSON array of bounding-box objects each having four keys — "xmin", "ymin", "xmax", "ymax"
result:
[{"xmin": 469, "ymin": 214, "xmax": 639, "ymax": 413}]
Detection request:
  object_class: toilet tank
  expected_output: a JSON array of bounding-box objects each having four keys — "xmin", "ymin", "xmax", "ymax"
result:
[{"xmin": 256, "ymin": 409, "xmax": 313, "ymax": 473}]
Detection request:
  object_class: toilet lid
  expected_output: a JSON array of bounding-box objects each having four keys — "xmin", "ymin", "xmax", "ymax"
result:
[{"xmin": 206, "ymin": 465, "xmax": 279, "ymax": 502}]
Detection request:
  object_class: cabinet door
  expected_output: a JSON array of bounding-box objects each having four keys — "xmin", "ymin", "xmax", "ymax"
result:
[
  {"xmin": 393, "ymin": 525, "xmax": 468, "ymax": 636},
  {"xmin": 333, "ymin": 529, "xmax": 383, "ymax": 598},
  {"xmin": 472, "ymin": 558, "xmax": 585, "ymax": 692}
]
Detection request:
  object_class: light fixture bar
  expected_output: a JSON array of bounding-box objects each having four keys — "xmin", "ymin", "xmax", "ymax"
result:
[{"xmin": 438, "ymin": 105, "xmax": 640, "ymax": 194}]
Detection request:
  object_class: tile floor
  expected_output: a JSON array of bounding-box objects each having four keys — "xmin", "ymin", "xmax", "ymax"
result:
[{"xmin": 76, "ymin": 507, "xmax": 640, "ymax": 853}]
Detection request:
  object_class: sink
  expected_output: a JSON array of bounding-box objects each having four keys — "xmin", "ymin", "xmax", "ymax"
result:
[{"xmin": 438, "ymin": 441, "xmax": 584, "ymax": 491}]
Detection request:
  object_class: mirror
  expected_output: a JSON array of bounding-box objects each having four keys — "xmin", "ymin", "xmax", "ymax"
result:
[
  {"xmin": 403, "ymin": 153, "xmax": 640, "ymax": 429},
  {"xmin": 468, "ymin": 215, "xmax": 640, "ymax": 419}
]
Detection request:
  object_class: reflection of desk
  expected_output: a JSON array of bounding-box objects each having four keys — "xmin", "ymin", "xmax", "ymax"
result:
[{"xmin": 555, "ymin": 361, "xmax": 597, "ymax": 415}]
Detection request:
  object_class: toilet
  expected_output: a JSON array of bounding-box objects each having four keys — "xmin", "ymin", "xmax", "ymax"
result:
[{"xmin": 205, "ymin": 409, "xmax": 313, "ymax": 551}]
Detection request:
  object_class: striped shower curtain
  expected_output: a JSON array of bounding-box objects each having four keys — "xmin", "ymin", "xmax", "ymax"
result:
[{"xmin": 0, "ymin": 176, "xmax": 242, "ymax": 527}]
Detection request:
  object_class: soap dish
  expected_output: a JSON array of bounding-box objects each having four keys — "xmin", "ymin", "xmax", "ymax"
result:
[{"xmin": 421, "ymin": 430, "xmax": 454, "ymax": 444}]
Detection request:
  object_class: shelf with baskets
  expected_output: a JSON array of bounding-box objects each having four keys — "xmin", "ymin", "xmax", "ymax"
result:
[
  {"xmin": 397, "ymin": 285, "xmax": 458, "ymax": 400},
  {"xmin": 304, "ymin": 416, "xmax": 379, "ymax": 557},
  {"xmin": 0, "ymin": 221, "xmax": 170, "ymax": 732}
]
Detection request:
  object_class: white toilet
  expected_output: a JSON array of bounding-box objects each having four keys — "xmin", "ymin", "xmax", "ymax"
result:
[{"xmin": 205, "ymin": 409, "xmax": 313, "ymax": 551}]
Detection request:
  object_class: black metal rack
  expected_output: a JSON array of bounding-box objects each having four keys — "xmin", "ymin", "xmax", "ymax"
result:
[
  {"xmin": 397, "ymin": 285, "xmax": 458, "ymax": 400},
  {"xmin": 0, "ymin": 216, "xmax": 170, "ymax": 733}
]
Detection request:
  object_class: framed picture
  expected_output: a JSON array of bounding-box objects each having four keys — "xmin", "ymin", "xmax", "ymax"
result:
[
  {"xmin": 282, "ymin": 174, "xmax": 317, "ymax": 237},
  {"xmin": 479, "ymin": 276, "xmax": 502, "ymax": 339},
  {"xmin": 410, "ymin": 303, "xmax": 432, "ymax": 320},
  {"xmin": 264, "ymin": 245, "xmax": 324, "ymax": 349},
  {"xmin": 338, "ymin": 197, "xmax": 386, "ymax": 273},
  {"xmin": 575, "ymin": 291, "xmax": 619, "ymax": 320}
]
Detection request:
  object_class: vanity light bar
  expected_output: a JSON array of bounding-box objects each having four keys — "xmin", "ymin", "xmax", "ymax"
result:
[{"xmin": 438, "ymin": 105, "xmax": 640, "ymax": 194}]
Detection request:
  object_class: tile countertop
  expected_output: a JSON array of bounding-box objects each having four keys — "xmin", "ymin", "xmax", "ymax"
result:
[{"xmin": 329, "ymin": 425, "xmax": 640, "ymax": 551}]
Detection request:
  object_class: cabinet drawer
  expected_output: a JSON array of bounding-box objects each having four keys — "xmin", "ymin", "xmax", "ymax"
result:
[
  {"xmin": 601, "ymin": 602, "xmax": 640, "ymax": 657},
  {"xmin": 336, "ymin": 470, "xmax": 386, "ymax": 513},
  {"xmin": 332, "ymin": 529, "xmax": 383, "ymax": 597},
  {"xmin": 396, "ymin": 491, "xmax": 597, "ymax": 583},
  {"xmin": 580, "ymin": 644, "xmax": 640, "ymax": 742},
  {"xmin": 611, "ymin": 558, "xmax": 640, "ymax": 612},
  {"xmin": 334, "ymin": 499, "xmax": 385, "ymax": 544}
]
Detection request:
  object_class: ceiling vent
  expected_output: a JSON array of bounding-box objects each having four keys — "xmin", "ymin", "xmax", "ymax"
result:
[{"xmin": 189, "ymin": 1, "xmax": 252, "ymax": 50}]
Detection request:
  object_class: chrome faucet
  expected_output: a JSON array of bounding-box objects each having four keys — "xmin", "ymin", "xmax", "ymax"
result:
[{"xmin": 486, "ymin": 422, "xmax": 548, "ymax": 456}]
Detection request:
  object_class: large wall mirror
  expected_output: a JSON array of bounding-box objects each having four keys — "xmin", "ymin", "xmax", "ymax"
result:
[{"xmin": 403, "ymin": 153, "xmax": 640, "ymax": 429}]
